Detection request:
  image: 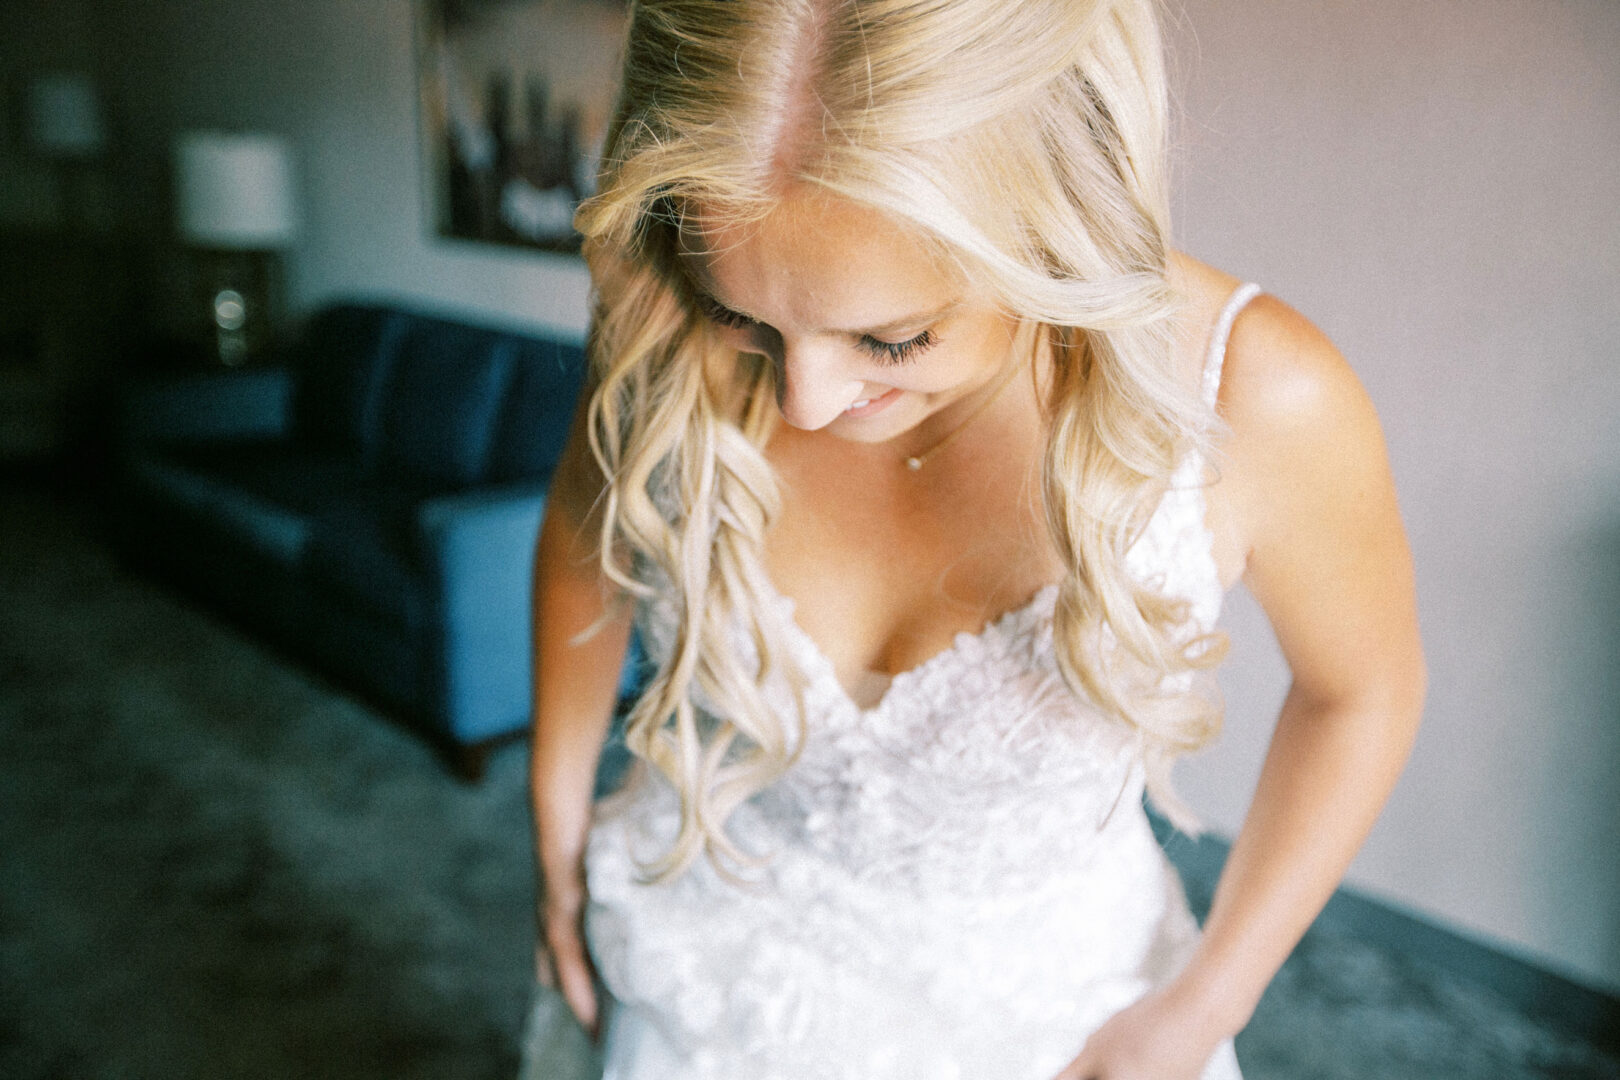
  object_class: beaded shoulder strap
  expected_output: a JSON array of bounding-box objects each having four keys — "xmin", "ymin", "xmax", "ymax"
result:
[{"xmin": 1202, "ymin": 282, "xmax": 1263, "ymax": 410}]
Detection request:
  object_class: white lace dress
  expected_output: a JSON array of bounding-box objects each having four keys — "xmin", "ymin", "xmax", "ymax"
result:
[{"xmin": 567, "ymin": 287, "xmax": 1261, "ymax": 1080}]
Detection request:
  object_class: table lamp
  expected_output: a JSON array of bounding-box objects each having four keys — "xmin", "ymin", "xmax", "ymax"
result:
[
  {"xmin": 27, "ymin": 73, "xmax": 108, "ymax": 230},
  {"xmin": 174, "ymin": 131, "xmax": 298, "ymax": 365}
]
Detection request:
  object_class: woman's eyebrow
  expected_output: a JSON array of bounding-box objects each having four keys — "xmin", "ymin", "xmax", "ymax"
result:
[{"xmin": 696, "ymin": 288, "xmax": 962, "ymax": 336}]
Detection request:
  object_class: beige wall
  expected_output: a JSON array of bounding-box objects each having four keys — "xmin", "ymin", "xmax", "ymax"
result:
[
  {"xmin": 9, "ymin": 0, "xmax": 1617, "ymax": 993},
  {"xmin": 1169, "ymin": 0, "xmax": 1620, "ymax": 993}
]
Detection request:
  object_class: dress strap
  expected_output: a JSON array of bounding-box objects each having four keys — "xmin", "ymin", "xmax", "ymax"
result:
[{"xmin": 1201, "ymin": 282, "xmax": 1263, "ymax": 410}]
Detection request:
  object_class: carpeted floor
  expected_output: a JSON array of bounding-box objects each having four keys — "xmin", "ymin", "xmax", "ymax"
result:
[{"xmin": 1, "ymin": 478, "xmax": 1616, "ymax": 1080}]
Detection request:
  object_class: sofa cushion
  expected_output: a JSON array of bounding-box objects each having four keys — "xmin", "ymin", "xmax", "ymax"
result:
[
  {"xmin": 127, "ymin": 452, "xmax": 312, "ymax": 566},
  {"xmin": 292, "ymin": 304, "xmax": 409, "ymax": 462},
  {"xmin": 180, "ymin": 443, "xmax": 436, "ymax": 632},
  {"xmin": 377, "ymin": 319, "xmax": 518, "ymax": 488},
  {"xmin": 487, "ymin": 336, "xmax": 587, "ymax": 482},
  {"xmin": 170, "ymin": 443, "xmax": 375, "ymax": 524}
]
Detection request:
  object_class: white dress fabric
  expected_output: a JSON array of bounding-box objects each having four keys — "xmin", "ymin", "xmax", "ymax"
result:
[{"xmin": 569, "ymin": 285, "xmax": 1263, "ymax": 1080}]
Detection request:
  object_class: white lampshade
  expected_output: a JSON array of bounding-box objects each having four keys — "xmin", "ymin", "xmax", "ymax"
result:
[
  {"xmin": 28, "ymin": 73, "xmax": 107, "ymax": 159},
  {"xmin": 175, "ymin": 131, "xmax": 299, "ymax": 249}
]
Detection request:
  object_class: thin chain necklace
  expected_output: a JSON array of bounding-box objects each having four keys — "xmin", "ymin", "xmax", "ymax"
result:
[{"xmin": 902, "ymin": 363, "xmax": 1022, "ymax": 471}]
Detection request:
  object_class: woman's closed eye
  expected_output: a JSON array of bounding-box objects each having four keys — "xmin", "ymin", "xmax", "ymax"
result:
[
  {"xmin": 695, "ymin": 292, "xmax": 756, "ymax": 331},
  {"xmin": 695, "ymin": 293, "xmax": 939, "ymax": 366},
  {"xmin": 857, "ymin": 329, "xmax": 935, "ymax": 364}
]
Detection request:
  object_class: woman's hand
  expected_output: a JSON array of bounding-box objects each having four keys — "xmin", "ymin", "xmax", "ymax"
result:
[
  {"xmin": 536, "ymin": 868, "xmax": 600, "ymax": 1038},
  {"xmin": 1050, "ymin": 986, "xmax": 1230, "ymax": 1080}
]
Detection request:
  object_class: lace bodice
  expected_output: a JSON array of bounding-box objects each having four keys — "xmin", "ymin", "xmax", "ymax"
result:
[{"xmin": 578, "ymin": 284, "xmax": 1260, "ymax": 1080}]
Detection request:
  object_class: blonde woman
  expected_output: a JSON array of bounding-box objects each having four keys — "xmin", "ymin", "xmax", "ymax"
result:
[{"xmin": 527, "ymin": 0, "xmax": 1426, "ymax": 1077}]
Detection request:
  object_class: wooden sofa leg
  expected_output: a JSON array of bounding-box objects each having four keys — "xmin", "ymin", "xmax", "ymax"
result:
[
  {"xmin": 452, "ymin": 740, "xmax": 493, "ymax": 783},
  {"xmin": 448, "ymin": 729, "xmax": 526, "ymax": 783}
]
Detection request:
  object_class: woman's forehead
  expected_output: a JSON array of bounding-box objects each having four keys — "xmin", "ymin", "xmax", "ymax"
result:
[
  {"xmin": 672, "ymin": 195, "xmax": 988, "ymax": 337},
  {"xmin": 675, "ymin": 189, "xmax": 961, "ymax": 287}
]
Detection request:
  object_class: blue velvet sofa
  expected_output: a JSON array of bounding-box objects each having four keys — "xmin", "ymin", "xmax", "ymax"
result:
[{"xmin": 115, "ymin": 300, "xmax": 623, "ymax": 777}]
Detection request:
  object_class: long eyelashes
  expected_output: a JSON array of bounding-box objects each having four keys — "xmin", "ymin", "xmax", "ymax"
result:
[
  {"xmin": 693, "ymin": 293, "xmax": 939, "ymax": 366},
  {"xmin": 858, "ymin": 330, "xmax": 934, "ymax": 364},
  {"xmin": 695, "ymin": 292, "xmax": 755, "ymax": 330}
]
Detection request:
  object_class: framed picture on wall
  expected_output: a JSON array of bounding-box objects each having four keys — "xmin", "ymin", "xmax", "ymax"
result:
[{"xmin": 418, "ymin": 0, "xmax": 629, "ymax": 253}]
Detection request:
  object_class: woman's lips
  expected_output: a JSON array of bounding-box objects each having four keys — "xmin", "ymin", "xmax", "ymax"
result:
[{"xmin": 843, "ymin": 386, "xmax": 903, "ymax": 418}]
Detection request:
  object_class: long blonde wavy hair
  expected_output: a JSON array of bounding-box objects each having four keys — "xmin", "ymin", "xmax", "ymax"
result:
[{"xmin": 577, "ymin": 0, "xmax": 1228, "ymax": 879}]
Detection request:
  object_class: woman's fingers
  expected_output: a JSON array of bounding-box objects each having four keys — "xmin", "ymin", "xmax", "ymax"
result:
[
  {"xmin": 1051, "ymin": 1044, "xmax": 1096, "ymax": 1080},
  {"xmin": 548, "ymin": 920, "xmax": 600, "ymax": 1036},
  {"xmin": 539, "ymin": 867, "xmax": 597, "ymax": 1034},
  {"xmin": 534, "ymin": 940, "xmax": 557, "ymax": 988}
]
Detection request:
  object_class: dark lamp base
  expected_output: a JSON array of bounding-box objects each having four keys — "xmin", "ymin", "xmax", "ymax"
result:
[{"xmin": 190, "ymin": 247, "xmax": 279, "ymax": 366}]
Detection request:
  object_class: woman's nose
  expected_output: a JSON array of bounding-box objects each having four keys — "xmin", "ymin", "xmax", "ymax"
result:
[{"xmin": 774, "ymin": 339, "xmax": 862, "ymax": 430}]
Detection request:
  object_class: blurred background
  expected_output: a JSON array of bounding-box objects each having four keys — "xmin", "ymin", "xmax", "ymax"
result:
[{"xmin": 0, "ymin": 0, "xmax": 1616, "ymax": 1077}]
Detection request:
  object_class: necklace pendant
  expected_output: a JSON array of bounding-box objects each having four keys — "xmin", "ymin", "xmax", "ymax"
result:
[{"xmin": 905, "ymin": 456, "xmax": 924, "ymax": 471}]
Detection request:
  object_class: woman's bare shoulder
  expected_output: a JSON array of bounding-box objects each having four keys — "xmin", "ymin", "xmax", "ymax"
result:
[
  {"xmin": 1169, "ymin": 251, "xmax": 1368, "ymax": 445},
  {"xmin": 1179, "ymin": 263, "xmax": 1421, "ymax": 705},
  {"xmin": 1186, "ymin": 268, "xmax": 1396, "ymax": 590},
  {"xmin": 1220, "ymin": 292, "xmax": 1376, "ymax": 465}
]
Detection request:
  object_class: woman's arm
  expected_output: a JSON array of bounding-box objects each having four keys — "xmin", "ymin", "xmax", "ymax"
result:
[
  {"xmin": 529, "ymin": 384, "xmax": 634, "ymax": 1036},
  {"xmin": 1059, "ymin": 296, "xmax": 1427, "ymax": 1078},
  {"xmin": 1178, "ymin": 293, "xmax": 1428, "ymax": 1028}
]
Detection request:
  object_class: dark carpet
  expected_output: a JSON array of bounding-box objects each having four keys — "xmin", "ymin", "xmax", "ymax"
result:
[{"xmin": 1, "ymin": 480, "xmax": 1616, "ymax": 1080}]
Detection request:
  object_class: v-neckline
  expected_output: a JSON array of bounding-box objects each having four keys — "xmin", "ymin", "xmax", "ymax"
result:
[{"xmin": 762, "ymin": 575, "xmax": 1062, "ymax": 717}]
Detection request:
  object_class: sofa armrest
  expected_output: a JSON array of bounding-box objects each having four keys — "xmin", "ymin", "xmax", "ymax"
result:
[
  {"xmin": 416, "ymin": 482, "xmax": 551, "ymax": 533},
  {"xmin": 119, "ymin": 366, "xmax": 294, "ymax": 447},
  {"xmin": 418, "ymin": 483, "xmax": 643, "ymax": 743},
  {"xmin": 416, "ymin": 483, "xmax": 551, "ymax": 740}
]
